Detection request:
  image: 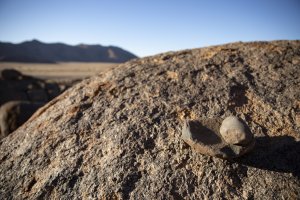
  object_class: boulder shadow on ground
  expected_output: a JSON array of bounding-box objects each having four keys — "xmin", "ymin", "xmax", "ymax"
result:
[{"xmin": 236, "ymin": 136, "xmax": 300, "ymax": 179}]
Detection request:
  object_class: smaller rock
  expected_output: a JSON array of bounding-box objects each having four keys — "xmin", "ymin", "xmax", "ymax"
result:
[
  {"xmin": 181, "ymin": 118, "xmax": 255, "ymax": 159},
  {"xmin": 219, "ymin": 116, "xmax": 253, "ymax": 145}
]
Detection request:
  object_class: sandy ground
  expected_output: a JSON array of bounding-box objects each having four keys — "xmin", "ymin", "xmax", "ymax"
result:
[{"xmin": 0, "ymin": 62, "xmax": 119, "ymax": 80}]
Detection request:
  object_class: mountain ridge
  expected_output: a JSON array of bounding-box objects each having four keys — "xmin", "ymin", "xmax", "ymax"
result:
[{"xmin": 0, "ymin": 40, "xmax": 137, "ymax": 63}]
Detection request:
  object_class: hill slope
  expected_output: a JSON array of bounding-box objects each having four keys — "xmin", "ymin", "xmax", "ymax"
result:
[
  {"xmin": 0, "ymin": 41, "xmax": 299, "ymax": 199},
  {"xmin": 0, "ymin": 40, "xmax": 137, "ymax": 63}
]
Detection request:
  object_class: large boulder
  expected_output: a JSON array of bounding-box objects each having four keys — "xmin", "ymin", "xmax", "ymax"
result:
[{"xmin": 0, "ymin": 41, "xmax": 299, "ymax": 199}]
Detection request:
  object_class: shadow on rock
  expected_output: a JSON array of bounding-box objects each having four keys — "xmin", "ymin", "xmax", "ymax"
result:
[
  {"xmin": 237, "ymin": 136, "xmax": 300, "ymax": 179},
  {"xmin": 186, "ymin": 120, "xmax": 222, "ymax": 145}
]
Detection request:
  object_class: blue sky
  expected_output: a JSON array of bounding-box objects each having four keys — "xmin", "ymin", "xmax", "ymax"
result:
[{"xmin": 0, "ymin": 0, "xmax": 299, "ymax": 57}]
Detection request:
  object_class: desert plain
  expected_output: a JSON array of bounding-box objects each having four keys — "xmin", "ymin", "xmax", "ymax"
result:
[{"xmin": 0, "ymin": 62, "xmax": 118, "ymax": 81}]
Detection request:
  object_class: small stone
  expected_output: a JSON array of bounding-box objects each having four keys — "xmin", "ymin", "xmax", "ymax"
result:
[
  {"xmin": 181, "ymin": 119, "xmax": 255, "ymax": 159},
  {"xmin": 219, "ymin": 116, "xmax": 253, "ymax": 145}
]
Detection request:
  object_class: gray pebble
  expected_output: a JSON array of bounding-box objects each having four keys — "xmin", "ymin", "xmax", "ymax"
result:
[{"xmin": 219, "ymin": 116, "xmax": 253, "ymax": 145}]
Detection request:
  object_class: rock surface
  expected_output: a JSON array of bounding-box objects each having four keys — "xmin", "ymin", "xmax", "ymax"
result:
[{"xmin": 0, "ymin": 41, "xmax": 300, "ymax": 199}]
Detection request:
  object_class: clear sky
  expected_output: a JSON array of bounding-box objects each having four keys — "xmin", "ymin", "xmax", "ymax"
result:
[{"xmin": 0, "ymin": 0, "xmax": 299, "ymax": 57}]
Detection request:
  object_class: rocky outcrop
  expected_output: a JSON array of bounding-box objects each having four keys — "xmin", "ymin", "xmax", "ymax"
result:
[
  {"xmin": 0, "ymin": 69, "xmax": 76, "ymax": 137},
  {"xmin": 0, "ymin": 41, "xmax": 299, "ymax": 199},
  {"xmin": 0, "ymin": 69, "xmax": 71, "ymax": 106},
  {"xmin": 0, "ymin": 101, "xmax": 45, "ymax": 139}
]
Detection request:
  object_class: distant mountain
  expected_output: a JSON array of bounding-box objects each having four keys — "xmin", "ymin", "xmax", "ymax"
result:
[{"xmin": 0, "ymin": 40, "xmax": 137, "ymax": 63}]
